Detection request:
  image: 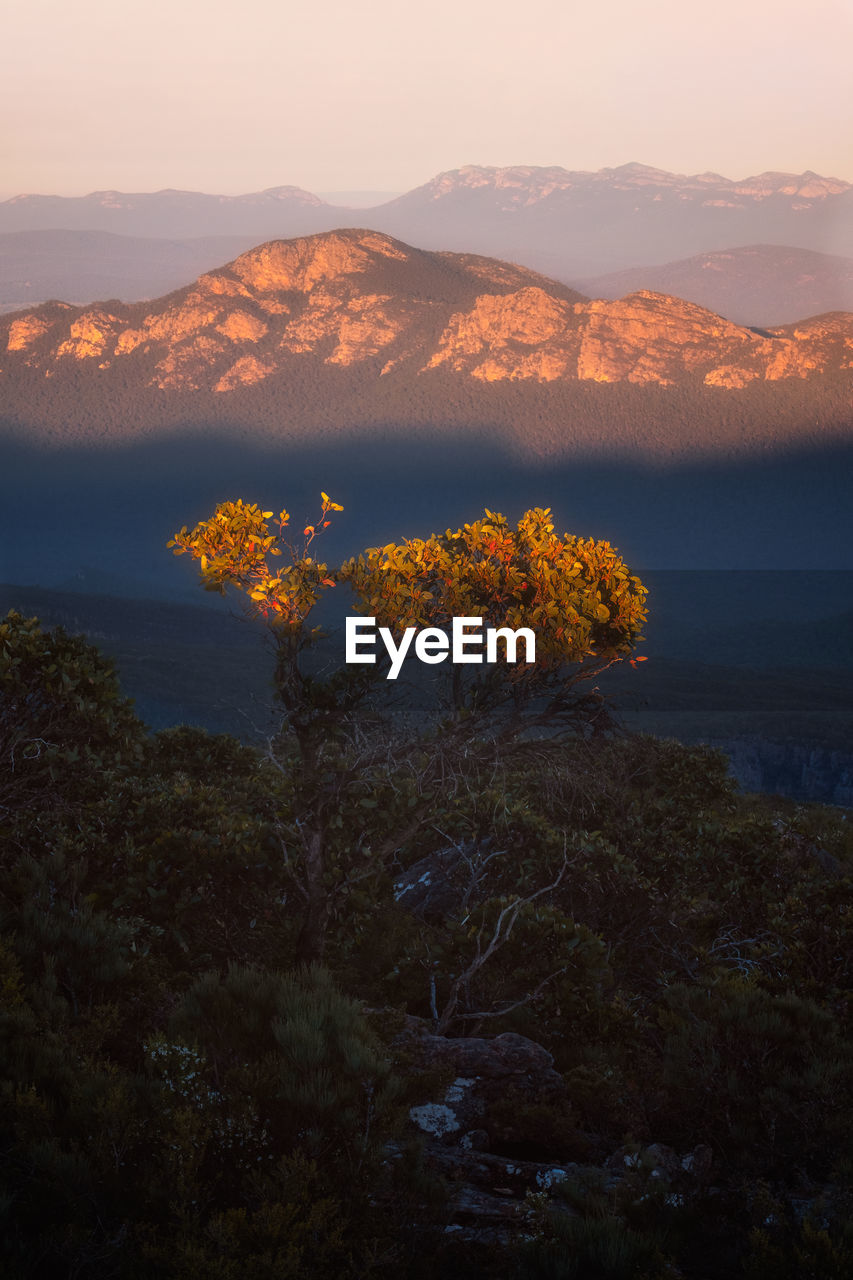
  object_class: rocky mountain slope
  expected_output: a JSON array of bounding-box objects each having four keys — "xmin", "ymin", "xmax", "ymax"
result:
[{"xmin": 3, "ymin": 229, "xmax": 851, "ymax": 425}]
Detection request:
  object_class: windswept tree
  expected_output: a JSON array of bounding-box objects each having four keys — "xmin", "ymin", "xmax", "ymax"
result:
[{"xmin": 169, "ymin": 497, "xmax": 647, "ymax": 961}]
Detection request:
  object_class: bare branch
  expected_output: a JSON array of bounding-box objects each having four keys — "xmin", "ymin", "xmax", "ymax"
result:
[
  {"xmin": 452, "ymin": 965, "xmax": 570, "ymax": 1022},
  {"xmin": 435, "ymin": 857, "xmax": 568, "ymax": 1034}
]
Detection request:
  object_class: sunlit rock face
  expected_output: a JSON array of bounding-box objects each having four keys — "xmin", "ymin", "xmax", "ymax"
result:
[
  {"xmin": 55, "ymin": 310, "xmax": 122, "ymax": 360},
  {"xmin": 5, "ymin": 303, "xmax": 72, "ymax": 357},
  {"xmin": 425, "ymin": 288, "xmax": 579, "ymax": 381},
  {"xmin": 213, "ymin": 354, "xmax": 276, "ymax": 392},
  {"xmin": 230, "ymin": 230, "xmax": 410, "ymax": 296},
  {"xmin": 424, "ymin": 285, "xmax": 853, "ymax": 387},
  {"xmin": 7, "ymin": 315, "xmax": 52, "ymax": 353},
  {"xmin": 1, "ymin": 229, "xmax": 851, "ymax": 396},
  {"xmin": 279, "ymin": 290, "xmax": 414, "ymax": 364},
  {"xmin": 575, "ymin": 293, "xmax": 749, "ymax": 385}
]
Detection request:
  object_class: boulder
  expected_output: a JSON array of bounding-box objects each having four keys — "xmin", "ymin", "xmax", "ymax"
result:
[{"xmin": 393, "ymin": 838, "xmax": 502, "ymax": 921}]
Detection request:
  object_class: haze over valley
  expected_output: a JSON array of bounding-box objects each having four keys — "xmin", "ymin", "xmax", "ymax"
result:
[{"xmin": 3, "ymin": 163, "xmax": 852, "ymax": 325}]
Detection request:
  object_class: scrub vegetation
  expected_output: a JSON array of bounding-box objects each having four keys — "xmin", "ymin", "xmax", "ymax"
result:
[{"xmin": 1, "ymin": 500, "xmax": 851, "ymax": 1278}]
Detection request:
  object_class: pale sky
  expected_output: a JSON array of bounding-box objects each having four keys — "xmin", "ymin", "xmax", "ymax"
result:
[{"xmin": 2, "ymin": 0, "xmax": 851, "ymax": 199}]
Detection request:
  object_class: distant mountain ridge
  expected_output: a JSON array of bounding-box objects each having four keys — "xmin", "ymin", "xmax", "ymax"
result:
[
  {"xmin": 5, "ymin": 232, "xmax": 851, "ymax": 331},
  {"xmin": 382, "ymin": 162, "xmax": 849, "ymax": 209},
  {"xmin": 2, "ymin": 163, "xmax": 850, "ymax": 286},
  {"xmin": 5, "ymin": 164, "xmax": 847, "ymax": 233},
  {"xmin": 2, "ymin": 229, "xmax": 851, "ymax": 459},
  {"xmin": 576, "ymin": 245, "xmax": 853, "ymax": 328},
  {"xmin": 371, "ymin": 163, "xmax": 853, "ymax": 277},
  {"xmin": 0, "ymin": 185, "xmax": 335, "ymax": 237}
]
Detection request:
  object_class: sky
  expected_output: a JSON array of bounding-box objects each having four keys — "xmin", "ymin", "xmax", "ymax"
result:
[{"xmin": 2, "ymin": 0, "xmax": 852, "ymax": 199}]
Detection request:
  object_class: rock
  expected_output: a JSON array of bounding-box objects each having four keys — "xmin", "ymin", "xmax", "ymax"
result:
[
  {"xmin": 449, "ymin": 1185, "xmax": 523, "ymax": 1221},
  {"xmin": 409, "ymin": 1099, "xmax": 468, "ymax": 1139},
  {"xmin": 403, "ymin": 1024, "xmax": 574, "ymax": 1169},
  {"xmin": 405, "ymin": 1028, "xmax": 565, "ymax": 1091},
  {"xmin": 404, "ymin": 1028, "xmax": 569, "ymax": 1147},
  {"xmin": 399, "ymin": 1025, "xmax": 601, "ymax": 1245},
  {"xmin": 409, "ymin": 1078, "xmax": 483, "ymax": 1139},
  {"xmin": 393, "ymin": 838, "xmax": 501, "ymax": 921},
  {"xmin": 644, "ymin": 1143, "xmax": 682, "ymax": 1179},
  {"xmin": 606, "ymin": 1142, "xmax": 714, "ymax": 1186},
  {"xmin": 711, "ymin": 738, "xmax": 853, "ymax": 806},
  {"xmin": 460, "ymin": 1129, "xmax": 491, "ymax": 1152}
]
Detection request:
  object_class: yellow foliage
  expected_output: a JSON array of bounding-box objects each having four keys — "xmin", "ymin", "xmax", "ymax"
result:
[
  {"xmin": 339, "ymin": 507, "xmax": 647, "ymax": 670},
  {"xmin": 168, "ymin": 499, "xmax": 647, "ymax": 676},
  {"xmin": 167, "ymin": 495, "xmax": 344, "ymax": 631}
]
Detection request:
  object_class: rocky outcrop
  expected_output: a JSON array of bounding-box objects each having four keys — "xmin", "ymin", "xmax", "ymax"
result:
[
  {"xmin": 395, "ymin": 1019, "xmax": 717, "ymax": 1247},
  {"xmin": 404, "ymin": 1029, "xmax": 569, "ymax": 1139},
  {"xmin": 425, "ymin": 287, "xmax": 578, "ymax": 381}
]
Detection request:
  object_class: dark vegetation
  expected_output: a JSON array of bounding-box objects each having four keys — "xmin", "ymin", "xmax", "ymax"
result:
[
  {"xmin": 2, "ymin": 501, "xmax": 852, "ymax": 1278},
  {"xmin": 3, "ymin": 351, "xmax": 852, "ymax": 459}
]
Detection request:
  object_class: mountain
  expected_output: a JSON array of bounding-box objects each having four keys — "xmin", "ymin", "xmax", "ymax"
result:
[
  {"xmin": 7, "ymin": 232, "xmax": 852, "ymax": 334},
  {"xmin": 0, "ymin": 185, "xmax": 344, "ymax": 239},
  {"xmin": 368, "ymin": 164, "xmax": 853, "ymax": 276},
  {"xmin": 2, "ymin": 229, "xmax": 851, "ymax": 460},
  {"xmin": 575, "ymin": 245, "xmax": 853, "ymax": 327},
  {"xmin": 2, "ymin": 165, "xmax": 850, "ymax": 315}
]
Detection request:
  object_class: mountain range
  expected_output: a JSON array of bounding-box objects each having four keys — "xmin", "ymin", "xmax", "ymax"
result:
[
  {"xmin": 3, "ymin": 228, "xmax": 851, "ymax": 462},
  {"xmin": 365, "ymin": 163, "xmax": 853, "ymax": 274},
  {"xmin": 2, "ymin": 164, "xmax": 851, "ymax": 324}
]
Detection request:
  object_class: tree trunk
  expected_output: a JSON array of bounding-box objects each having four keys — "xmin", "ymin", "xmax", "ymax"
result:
[{"xmin": 295, "ymin": 826, "xmax": 330, "ymax": 964}]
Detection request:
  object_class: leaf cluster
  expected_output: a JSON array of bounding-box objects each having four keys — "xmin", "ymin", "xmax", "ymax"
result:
[
  {"xmin": 339, "ymin": 506, "xmax": 647, "ymax": 673},
  {"xmin": 168, "ymin": 495, "xmax": 342, "ymax": 631}
]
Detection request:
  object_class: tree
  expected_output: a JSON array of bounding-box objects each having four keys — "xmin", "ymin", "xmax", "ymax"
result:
[{"xmin": 169, "ymin": 497, "xmax": 647, "ymax": 961}]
